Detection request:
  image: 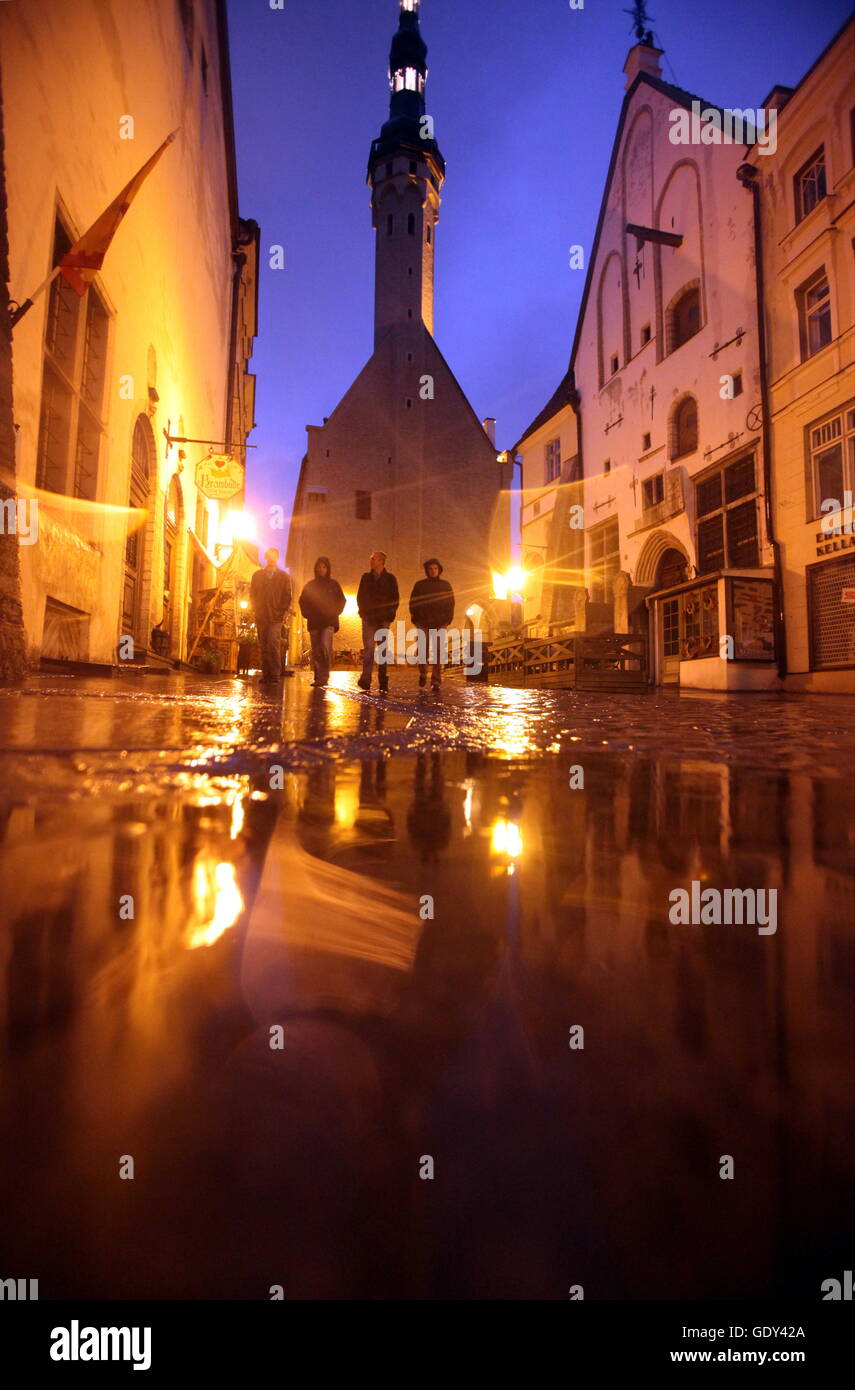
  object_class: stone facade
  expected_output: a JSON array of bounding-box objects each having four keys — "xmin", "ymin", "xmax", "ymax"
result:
[
  {"xmin": 745, "ymin": 19, "xmax": 855, "ymax": 693},
  {"xmin": 287, "ymin": 1, "xmax": 510, "ymax": 656},
  {"xmin": 0, "ymin": 0, "xmax": 256, "ymax": 668},
  {"xmin": 0, "ymin": 64, "xmax": 26, "ymax": 680}
]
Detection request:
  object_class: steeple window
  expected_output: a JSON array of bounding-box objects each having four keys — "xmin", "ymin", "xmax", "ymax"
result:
[
  {"xmin": 408, "ymin": 213, "xmax": 416, "ymax": 235},
  {"xmin": 392, "ymin": 68, "xmax": 424, "ymax": 94}
]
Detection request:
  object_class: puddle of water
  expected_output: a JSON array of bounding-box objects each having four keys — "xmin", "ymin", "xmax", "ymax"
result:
[{"xmin": 0, "ymin": 741, "xmax": 851, "ymax": 1299}]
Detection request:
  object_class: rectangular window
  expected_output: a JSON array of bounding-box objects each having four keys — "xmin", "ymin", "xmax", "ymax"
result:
[
  {"xmin": 610, "ymin": 353, "xmax": 619, "ymax": 375},
  {"xmin": 808, "ymin": 404, "xmax": 855, "ymax": 520},
  {"xmin": 306, "ymin": 490, "xmax": 327, "ymax": 508},
  {"xmin": 36, "ymin": 365, "xmax": 73, "ymax": 494},
  {"xmin": 794, "ymin": 146, "xmax": 827, "ymax": 223},
  {"xmin": 545, "ymin": 437, "xmax": 561, "ymax": 483},
  {"xmin": 355, "ymin": 489, "xmax": 372, "ymax": 520},
  {"xmin": 642, "ymin": 432, "xmax": 651, "ymax": 453},
  {"xmin": 642, "ymin": 474, "xmax": 664, "ymax": 510},
  {"xmin": 694, "ymin": 456, "xmax": 759, "ymax": 574},
  {"xmin": 798, "ymin": 268, "xmax": 832, "ymax": 358},
  {"xmin": 641, "ymin": 323, "xmax": 651, "ymax": 346},
  {"xmin": 589, "ymin": 518, "xmax": 619, "ymax": 605},
  {"xmin": 35, "ymin": 218, "xmax": 109, "ymax": 500}
]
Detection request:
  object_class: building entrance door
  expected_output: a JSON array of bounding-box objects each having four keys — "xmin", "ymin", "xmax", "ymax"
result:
[
  {"xmin": 653, "ymin": 548, "xmax": 688, "ymax": 685},
  {"xmin": 660, "ymin": 597, "xmax": 681, "ymax": 684}
]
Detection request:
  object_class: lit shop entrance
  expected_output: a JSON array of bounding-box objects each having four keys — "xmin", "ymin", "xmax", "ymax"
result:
[{"xmin": 648, "ymin": 573, "xmax": 777, "ymax": 690}]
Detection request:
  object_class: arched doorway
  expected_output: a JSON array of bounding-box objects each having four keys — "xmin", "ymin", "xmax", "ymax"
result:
[
  {"xmin": 655, "ymin": 547, "xmax": 689, "ymax": 590},
  {"xmin": 654, "ymin": 548, "xmax": 690, "ymax": 685},
  {"xmin": 122, "ymin": 416, "xmax": 154, "ymax": 651}
]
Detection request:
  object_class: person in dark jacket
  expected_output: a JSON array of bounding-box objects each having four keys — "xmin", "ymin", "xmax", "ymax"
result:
[
  {"xmin": 409, "ymin": 558, "xmax": 455, "ymax": 688},
  {"xmin": 250, "ymin": 548, "xmax": 292, "ymax": 684},
  {"xmin": 357, "ymin": 550, "xmax": 399, "ymax": 692},
  {"xmin": 299, "ymin": 556, "xmax": 346, "ymax": 688}
]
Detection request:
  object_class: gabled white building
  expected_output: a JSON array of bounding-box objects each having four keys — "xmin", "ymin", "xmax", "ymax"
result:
[{"xmin": 520, "ymin": 33, "xmax": 781, "ymax": 689}]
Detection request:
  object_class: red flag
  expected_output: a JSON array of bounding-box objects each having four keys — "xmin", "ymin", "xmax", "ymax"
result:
[{"xmin": 58, "ymin": 131, "xmax": 178, "ymax": 295}]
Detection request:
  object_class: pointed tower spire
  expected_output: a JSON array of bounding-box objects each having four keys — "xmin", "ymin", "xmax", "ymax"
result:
[{"xmin": 367, "ymin": 1, "xmax": 445, "ymax": 349}]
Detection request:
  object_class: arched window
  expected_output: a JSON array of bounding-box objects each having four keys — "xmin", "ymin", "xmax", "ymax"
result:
[
  {"xmin": 668, "ymin": 285, "xmax": 701, "ymax": 352},
  {"xmin": 671, "ymin": 395, "xmax": 698, "ymax": 459},
  {"xmin": 131, "ymin": 415, "xmax": 153, "ymax": 485},
  {"xmin": 407, "ymin": 212, "xmax": 415, "ymax": 236}
]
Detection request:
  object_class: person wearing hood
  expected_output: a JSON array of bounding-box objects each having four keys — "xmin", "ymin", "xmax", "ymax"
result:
[
  {"xmin": 356, "ymin": 550, "xmax": 399, "ymax": 692},
  {"xmin": 298, "ymin": 557, "xmax": 346, "ymax": 688},
  {"xmin": 409, "ymin": 558, "xmax": 455, "ymax": 689}
]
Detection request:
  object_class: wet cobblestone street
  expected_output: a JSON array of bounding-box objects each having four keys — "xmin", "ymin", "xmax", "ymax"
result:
[{"xmin": 0, "ymin": 671, "xmax": 852, "ymax": 1299}]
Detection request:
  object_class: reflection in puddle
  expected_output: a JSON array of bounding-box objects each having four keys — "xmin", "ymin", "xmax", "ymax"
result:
[
  {"xmin": 186, "ymin": 860, "xmax": 244, "ymax": 950},
  {"xmin": 0, "ymin": 717, "xmax": 852, "ymax": 1300}
]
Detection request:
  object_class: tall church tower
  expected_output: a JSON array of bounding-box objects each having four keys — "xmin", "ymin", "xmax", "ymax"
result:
[
  {"xmin": 287, "ymin": 0, "xmax": 511, "ymax": 652},
  {"xmin": 368, "ymin": 0, "xmax": 445, "ymax": 348}
]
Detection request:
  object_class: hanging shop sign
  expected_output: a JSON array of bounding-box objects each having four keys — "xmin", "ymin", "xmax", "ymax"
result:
[{"xmin": 195, "ymin": 453, "xmax": 244, "ymax": 501}]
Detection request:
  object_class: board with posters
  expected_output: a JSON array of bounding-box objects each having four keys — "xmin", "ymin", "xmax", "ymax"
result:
[{"xmin": 728, "ymin": 578, "xmax": 775, "ymax": 660}]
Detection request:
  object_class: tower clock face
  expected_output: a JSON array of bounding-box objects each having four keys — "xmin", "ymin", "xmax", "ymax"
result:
[{"xmin": 746, "ymin": 404, "xmax": 763, "ymax": 432}]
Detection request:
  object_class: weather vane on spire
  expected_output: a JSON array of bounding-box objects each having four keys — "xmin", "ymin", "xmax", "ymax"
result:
[{"xmin": 623, "ymin": 0, "xmax": 654, "ymax": 43}]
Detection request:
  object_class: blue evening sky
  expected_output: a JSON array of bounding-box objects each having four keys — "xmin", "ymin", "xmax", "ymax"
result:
[{"xmin": 226, "ymin": 0, "xmax": 851, "ymax": 550}]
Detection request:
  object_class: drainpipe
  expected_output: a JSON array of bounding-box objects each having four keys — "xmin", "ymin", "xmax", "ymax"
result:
[{"xmin": 737, "ymin": 162, "xmax": 787, "ymax": 680}]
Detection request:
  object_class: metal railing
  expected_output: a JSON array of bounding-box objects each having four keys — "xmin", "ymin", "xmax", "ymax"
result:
[{"xmin": 488, "ymin": 632, "xmax": 647, "ymax": 691}]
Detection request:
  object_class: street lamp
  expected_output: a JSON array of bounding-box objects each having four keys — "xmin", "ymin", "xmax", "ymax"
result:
[{"xmin": 491, "ymin": 567, "xmax": 526, "ymax": 602}]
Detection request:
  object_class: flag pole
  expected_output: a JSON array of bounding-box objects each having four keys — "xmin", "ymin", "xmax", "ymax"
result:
[
  {"xmin": 9, "ymin": 264, "xmax": 61, "ymax": 330},
  {"xmin": 8, "ymin": 129, "xmax": 179, "ymax": 331}
]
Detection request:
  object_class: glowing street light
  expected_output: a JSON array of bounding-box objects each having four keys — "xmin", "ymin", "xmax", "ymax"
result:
[
  {"xmin": 492, "ymin": 566, "xmax": 526, "ymax": 601},
  {"xmin": 218, "ymin": 510, "xmax": 257, "ymax": 549}
]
